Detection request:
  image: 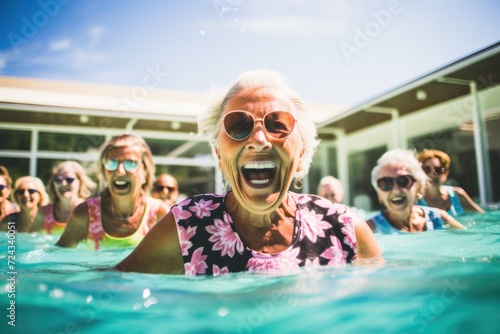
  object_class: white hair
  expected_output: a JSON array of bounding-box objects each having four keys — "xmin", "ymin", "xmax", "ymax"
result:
[{"xmin": 370, "ymin": 148, "xmax": 428, "ymax": 194}]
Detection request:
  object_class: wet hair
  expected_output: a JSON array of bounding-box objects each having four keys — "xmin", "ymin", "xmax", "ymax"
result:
[
  {"xmin": 416, "ymin": 149, "xmax": 451, "ymax": 170},
  {"xmin": 12, "ymin": 176, "xmax": 50, "ymax": 207},
  {"xmin": 197, "ymin": 69, "xmax": 320, "ymax": 178},
  {"xmin": 97, "ymin": 134, "xmax": 155, "ymax": 193},
  {"xmin": 370, "ymin": 148, "xmax": 428, "ymax": 195},
  {"xmin": 46, "ymin": 160, "xmax": 96, "ymax": 202}
]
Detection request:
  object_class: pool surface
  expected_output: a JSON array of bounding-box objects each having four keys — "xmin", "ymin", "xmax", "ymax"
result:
[{"xmin": 1, "ymin": 211, "xmax": 499, "ymax": 333}]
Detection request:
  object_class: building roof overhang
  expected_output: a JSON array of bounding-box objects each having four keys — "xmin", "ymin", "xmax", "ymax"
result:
[{"xmin": 317, "ymin": 41, "xmax": 500, "ymax": 140}]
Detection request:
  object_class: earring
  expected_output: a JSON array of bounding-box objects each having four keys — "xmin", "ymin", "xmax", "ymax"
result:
[{"xmin": 293, "ymin": 177, "xmax": 303, "ymax": 189}]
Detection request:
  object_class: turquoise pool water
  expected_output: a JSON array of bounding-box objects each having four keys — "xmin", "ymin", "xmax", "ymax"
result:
[{"xmin": 2, "ymin": 211, "xmax": 499, "ymax": 334}]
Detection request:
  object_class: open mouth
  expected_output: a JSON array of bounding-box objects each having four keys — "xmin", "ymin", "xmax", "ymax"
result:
[
  {"xmin": 113, "ymin": 179, "xmax": 130, "ymax": 190},
  {"xmin": 241, "ymin": 162, "xmax": 277, "ymax": 187},
  {"xmin": 391, "ymin": 196, "xmax": 406, "ymax": 205}
]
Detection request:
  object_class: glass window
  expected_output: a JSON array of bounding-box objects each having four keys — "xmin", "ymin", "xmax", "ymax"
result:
[
  {"xmin": 0, "ymin": 130, "xmax": 31, "ymax": 150},
  {"xmin": 145, "ymin": 138, "xmax": 212, "ymax": 158},
  {"xmin": 38, "ymin": 132, "xmax": 105, "ymax": 152},
  {"xmin": 0, "ymin": 158, "xmax": 30, "ymax": 186},
  {"xmin": 348, "ymin": 146, "xmax": 386, "ymax": 211}
]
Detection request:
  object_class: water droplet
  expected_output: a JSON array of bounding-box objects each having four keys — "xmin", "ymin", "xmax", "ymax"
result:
[{"xmin": 217, "ymin": 307, "xmax": 229, "ymax": 316}]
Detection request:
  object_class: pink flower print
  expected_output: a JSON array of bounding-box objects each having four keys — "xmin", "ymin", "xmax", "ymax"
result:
[
  {"xmin": 212, "ymin": 265, "xmax": 229, "ymax": 276},
  {"xmin": 177, "ymin": 198, "xmax": 192, "ymax": 206},
  {"xmin": 184, "ymin": 247, "xmax": 208, "ymax": 276},
  {"xmin": 337, "ymin": 212, "xmax": 352, "ymax": 226},
  {"xmin": 247, "ymin": 248, "xmax": 301, "ymax": 271},
  {"xmin": 178, "ymin": 225, "xmax": 197, "ymax": 256},
  {"xmin": 171, "ymin": 205, "xmax": 193, "ymax": 222},
  {"xmin": 189, "ymin": 199, "xmax": 220, "ymax": 219},
  {"xmin": 340, "ymin": 214, "xmax": 357, "ymax": 250},
  {"xmin": 321, "ymin": 236, "xmax": 347, "ymax": 265},
  {"xmin": 301, "ymin": 209, "xmax": 332, "ymax": 243},
  {"xmin": 206, "ymin": 218, "xmax": 244, "ymax": 257},
  {"xmin": 315, "ymin": 197, "xmax": 341, "ymax": 216}
]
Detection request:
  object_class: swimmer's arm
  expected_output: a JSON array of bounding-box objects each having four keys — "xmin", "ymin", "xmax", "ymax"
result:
[
  {"xmin": 454, "ymin": 186, "xmax": 485, "ymax": 214},
  {"xmin": 56, "ymin": 202, "xmax": 89, "ymax": 248},
  {"xmin": 115, "ymin": 212, "xmax": 184, "ymax": 274},
  {"xmin": 438, "ymin": 209, "xmax": 466, "ymax": 230},
  {"xmin": 352, "ymin": 214, "xmax": 383, "ymax": 262}
]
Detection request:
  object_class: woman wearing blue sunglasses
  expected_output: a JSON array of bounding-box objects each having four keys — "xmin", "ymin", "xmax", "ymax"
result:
[
  {"xmin": 30, "ymin": 161, "xmax": 96, "ymax": 235},
  {"xmin": 116, "ymin": 70, "xmax": 382, "ymax": 275},
  {"xmin": 366, "ymin": 149, "xmax": 465, "ymax": 234},
  {"xmin": 56, "ymin": 134, "xmax": 169, "ymax": 250}
]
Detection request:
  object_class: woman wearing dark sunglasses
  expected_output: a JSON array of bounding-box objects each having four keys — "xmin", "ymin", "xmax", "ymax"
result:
[
  {"xmin": 11, "ymin": 176, "xmax": 50, "ymax": 232},
  {"xmin": 116, "ymin": 70, "xmax": 382, "ymax": 275},
  {"xmin": 30, "ymin": 161, "xmax": 96, "ymax": 235},
  {"xmin": 366, "ymin": 149, "xmax": 464, "ymax": 234},
  {"xmin": 56, "ymin": 134, "xmax": 169, "ymax": 250},
  {"xmin": 0, "ymin": 165, "xmax": 20, "ymax": 230},
  {"xmin": 417, "ymin": 149, "xmax": 484, "ymax": 215}
]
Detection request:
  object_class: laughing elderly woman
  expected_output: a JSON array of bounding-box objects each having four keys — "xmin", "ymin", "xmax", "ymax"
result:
[
  {"xmin": 116, "ymin": 70, "xmax": 382, "ymax": 275},
  {"xmin": 366, "ymin": 149, "xmax": 465, "ymax": 234}
]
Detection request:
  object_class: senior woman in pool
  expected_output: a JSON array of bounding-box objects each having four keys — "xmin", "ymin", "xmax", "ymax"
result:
[
  {"xmin": 116, "ymin": 70, "xmax": 382, "ymax": 275},
  {"xmin": 56, "ymin": 134, "xmax": 169, "ymax": 250},
  {"xmin": 366, "ymin": 149, "xmax": 465, "ymax": 234}
]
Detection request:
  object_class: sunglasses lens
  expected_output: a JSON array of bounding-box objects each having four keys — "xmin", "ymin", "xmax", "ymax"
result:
[
  {"xmin": 0, "ymin": 185, "xmax": 7, "ymax": 190},
  {"xmin": 123, "ymin": 160, "xmax": 140, "ymax": 172},
  {"xmin": 103, "ymin": 159, "xmax": 119, "ymax": 171},
  {"xmin": 377, "ymin": 177, "xmax": 394, "ymax": 191},
  {"xmin": 423, "ymin": 166, "xmax": 446, "ymax": 175},
  {"xmin": 55, "ymin": 177, "xmax": 75, "ymax": 184},
  {"xmin": 223, "ymin": 111, "xmax": 254, "ymax": 140},
  {"xmin": 264, "ymin": 112, "xmax": 295, "ymax": 139},
  {"xmin": 396, "ymin": 176, "xmax": 415, "ymax": 189},
  {"xmin": 16, "ymin": 188, "xmax": 37, "ymax": 195}
]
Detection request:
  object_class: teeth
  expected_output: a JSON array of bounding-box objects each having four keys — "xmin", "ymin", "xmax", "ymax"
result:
[
  {"xmin": 114, "ymin": 180, "xmax": 127, "ymax": 185},
  {"xmin": 243, "ymin": 163, "xmax": 275, "ymax": 170},
  {"xmin": 250, "ymin": 179, "xmax": 270, "ymax": 185}
]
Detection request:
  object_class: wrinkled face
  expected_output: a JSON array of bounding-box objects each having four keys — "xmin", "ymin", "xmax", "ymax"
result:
[
  {"xmin": 103, "ymin": 146, "xmax": 146, "ymax": 198},
  {"xmin": 216, "ymin": 87, "xmax": 304, "ymax": 213},
  {"xmin": 421, "ymin": 157, "xmax": 448, "ymax": 186},
  {"xmin": 376, "ymin": 164, "xmax": 419, "ymax": 213},
  {"xmin": 53, "ymin": 167, "xmax": 80, "ymax": 200},
  {"xmin": 0, "ymin": 176, "xmax": 10, "ymax": 204},
  {"xmin": 152, "ymin": 175, "xmax": 179, "ymax": 205},
  {"xmin": 14, "ymin": 180, "xmax": 41, "ymax": 210},
  {"xmin": 318, "ymin": 183, "xmax": 343, "ymax": 203}
]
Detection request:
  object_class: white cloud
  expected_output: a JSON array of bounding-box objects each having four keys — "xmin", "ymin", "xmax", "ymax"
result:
[
  {"xmin": 50, "ymin": 39, "xmax": 72, "ymax": 51},
  {"xmin": 89, "ymin": 25, "xmax": 105, "ymax": 46}
]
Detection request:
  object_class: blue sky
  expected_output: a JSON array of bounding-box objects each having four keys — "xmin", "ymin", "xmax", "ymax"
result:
[{"xmin": 1, "ymin": 0, "xmax": 499, "ymax": 107}]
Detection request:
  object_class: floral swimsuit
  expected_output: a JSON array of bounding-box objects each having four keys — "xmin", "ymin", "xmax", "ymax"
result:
[
  {"xmin": 172, "ymin": 192, "xmax": 358, "ymax": 276},
  {"xmin": 85, "ymin": 196, "xmax": 161, "ymax": 250}
]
